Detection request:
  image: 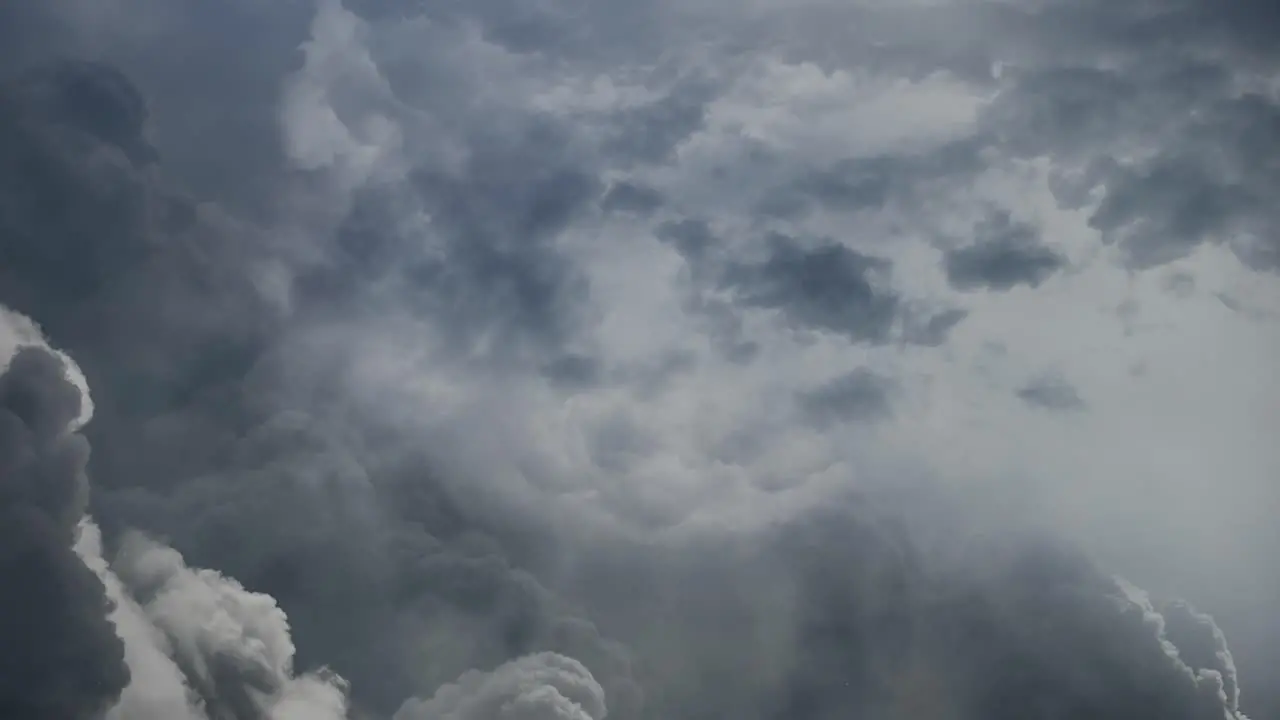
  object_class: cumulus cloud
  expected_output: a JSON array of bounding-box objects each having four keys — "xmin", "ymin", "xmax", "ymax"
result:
[
  {"xmin": 77, "ymin": 521, "xmax": 208, "ymax": 720},
  {"xmin": 109, "ymin": 531, "xmax": 350, "ymax": 720},
  {"xmin": 0, "ymin": 311, "xmax": 352, "ymax": 719},
  {"xmin": 394, "ymin": 653, "xmax": 607, "ymax": 720}
]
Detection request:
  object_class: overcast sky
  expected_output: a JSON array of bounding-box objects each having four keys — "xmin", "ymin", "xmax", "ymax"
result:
[{"xmin": 1, "ymin": 1, "xmax": 1278, "ymax": 719}]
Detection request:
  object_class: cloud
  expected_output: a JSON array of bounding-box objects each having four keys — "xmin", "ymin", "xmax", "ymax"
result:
[
  {"xmin": 394, "ymin": 653, "xmax": 607, "ymax": 720},
  {"xmin": 795, "ymin": 368, "xmax": 895, "ymax": 428},
  {"xmin": 0, "ymin": 334, "xmax": 128, "ymax": 719},
  {"xmin": 1, "ymin": 42, "xmax": 643, "ymax": 717},
  {"xmin": 0, "ymin": 0, "xmax": 1278, "ymax": 717},
  {"xmin": 76, "ymin": 521, "xmax": 207, "ymax": 720},
  {"xmin": 944, "ymin": 211, "xmax": 1066, "ymax": 292},
  {"xmin": 722, "ymin": 234, "xmax": 901, "ymax": 344},
  {"xmin": 1016, "ymin": 374, "xmax": 1087, "ymax": 412},
  {"xmin": 0, "ymin": 310, "xmax": 353, "ymax": 720},
  {"xmin": 110, "ymin": 530, "xmax": 350, "ymax": 720},
  {"xmin": 557, "ymin": 494, "xmax": 1253, "ymax": 719}
]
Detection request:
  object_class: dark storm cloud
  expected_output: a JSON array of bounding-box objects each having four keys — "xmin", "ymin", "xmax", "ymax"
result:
[
  {"xmin": 973, "ymin": 4, "xmax": 1280, "ymax": 275},
  {"xmin": 1, "ymin": 0, "xmax": 1276, "ymax": 719},
  {"xmin": 1017, "ymin": 374, "xmax": 1086, "ymax": 412},
  {"xmin": 944, "ymin": 212, "xmax": 1066, "ymax": 292},
  {"xmin": 796, "ymin": 369, "xmax": 895, "ymax": 428},
  {"xmin": 561, "ymin": 492, "xmax": 1250, "ymax": 719},
  {"xmin": 101, "ymin": 416, "xmax": 642, "ymax": 717},
  {"xmin": 655, "ymin": 218, "xmax": 717, "ymax": 265},
  {"xmin": 0, "ymin": 29, "xmax": 638, "ymax": 720},
  {"xmin": 0, "ymin": 346, "xmax": 129, "ymax": 719},
  {"xmin": 723, "ymin": 234, "xmax": 900, "ymax": 344},
  {"xmin": 0, "ymin": 58, "xmax": 280, "ymax": 491},
  {"xmin": 0, "ymin": 0, "xmax": 316, "ymax": 216},
  {"xmin": 656, "ymin": 221, "xmax": 948, "ymax": 355}
]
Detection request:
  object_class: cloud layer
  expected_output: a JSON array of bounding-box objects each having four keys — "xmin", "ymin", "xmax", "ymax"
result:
[{"xmin": 0, "ymin": 0, "xmax": 1277, "ymax": 717}]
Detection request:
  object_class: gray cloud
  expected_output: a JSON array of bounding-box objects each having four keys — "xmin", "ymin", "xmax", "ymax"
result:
[
  {"xmin": 975, "ymin": 7, "xmax": 1280, "ymax": 275},
  {"xmin": 0, "ymin": 0, "xmax": 1276, "ymax": 717},
  {"xmin": 757, "ymin": 141, "xmax": 988, "ymax": 221},
  {"xmin": 0, "ymin": 35, "xmax": 640, "ymax": 720},
  {"xmin": 903, "ymin": 308, "xmax": 970, "ymax": 348},
  {"xmin": 559, "ymin": 493, "xmax": 1251, "ymax": 719},
  {"xmin": 944, "ymin": 212, "xmax": 1066, "ymax": 292},
  {"xmin": 1017, "ymin": 374, "xmax": 1087, "ymax": 412},
  {"xmin": 0, "ymin": 344, "xmax": 129, "ymax": 719},
  {"xmin": 655, "ymin": 221, "xmax": 968, "ymax": 355},
  {"xmin": 796, "ymin": 369, "xmax": 895, "ymax": 428},
  {"xmin": 394, "ymin": 652, "xmax": 607, "ymax": 720},
  {"xmin": 722, "ymin": 234, "xmax": 900, "ymax": 344}
]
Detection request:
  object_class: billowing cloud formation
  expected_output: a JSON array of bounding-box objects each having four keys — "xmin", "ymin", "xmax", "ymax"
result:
[
  {"xmin": 109, "ymin": 531, "xmax": 350, "ymax": 720},
  {"xmin": 0, "ymin": 338, "xmax": 128, "ymax": 719},
  {"xmin": 559, "ymin": 499, "xmax": 1254, "ymax": 719},
  {"xmin": 0, "ymin": 0, "xmax": 1277, "ymax": 718},
  {"xmin": 80, "ymin": 521, "xmax": 209, "ymax": 720},
  {"xmin": 0, "ymin": 312, "xmax": 347, "ymax": 720},
  {"xmin": 394, "ymin": 653, "xmax": 606, "ymax": 720}
]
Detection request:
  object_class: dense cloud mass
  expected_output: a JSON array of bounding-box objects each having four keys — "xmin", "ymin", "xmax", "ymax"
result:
[
  {"xmin": 0, "ymin": 343, "xmax": 127, "ymax": 720},
  {"xmin": 1, "ymin": 0, "xmax": 1277, "ymax": 718},
  {"xmin": 393, "ymin": 653, "xmax": 607, "ymax": 720}
]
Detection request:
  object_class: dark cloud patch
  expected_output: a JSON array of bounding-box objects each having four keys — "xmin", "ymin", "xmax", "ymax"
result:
[
  {"xmin": 944, "ymin": 212, "xmax": 1066, "ymax": 292},
  {"xmin": 936, "ymin": 542, "xmax": 1242, "ymax": 720},
  {"xmin": 985, "ymin": 67, "xmax": 1147, "ymax": 158},
  {"xmin": 0, "ymin": 1, "xmax": 315, "ymax": 215},
  {"xmin": 655, "ymin": 218, "xmax": 718, "ymax": 264},
  {"xmin": 0, "ymin": 346, "xmax": 129, "ymax": 720},
  {"xmin": 601, "ymin": 181, "xmax": 664, "ymax": 215},
  {"xmin": 903, "ymin": 307, "xmax": 969, "ymax": 347},
  {"xmin": 0, "ymin": 59, "xmax": 278, "ymax": 493},
  {"xmin": 980, "ymin": 24, "xmax": 1280, "ymax": 274},
  {"xmin": 1, "ymin": 51, "xmax": 637, "ymax": 719},
  {"xmin": 0, "ymin": 1, "xmax": 1274, "ymax": 718},
  {"xmin": 604, "ymin": 80, "xmax": 714, "ymax": 166},
  {"xmin": 1017, "ymin": 374, "xmax": 1086, "ymax": 412},
  {"xmin": 100, "ymin": 410, "xmax": 643, "ymax": 717},
  {"xmin": 722, "ymin": 234, "xmax": 900, "ymax": 344},
  {"xmin": 541, "ymin": 353, "xmax": 602, "ymax": 389},
  {"xmin": 658, "ymin": 223, "xmax": 968, "ymax": 350},
  {"xmin": 1088, "ymin": 156, "xmax": 1247, "ymax": 270},
  {"xmin": 17, "ymin": 61, "xmax": 157, "ymax": 165},
  {"xmin": 796, "ymin": 369, "xmax": 895, "ymax": 428}
]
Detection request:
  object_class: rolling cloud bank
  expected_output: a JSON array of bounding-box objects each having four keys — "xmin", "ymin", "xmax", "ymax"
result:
[{"xmin": 1, "ymin": 0, "xmax": 1277, "ymax": 718}]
